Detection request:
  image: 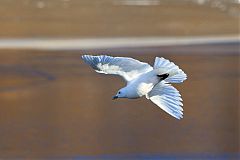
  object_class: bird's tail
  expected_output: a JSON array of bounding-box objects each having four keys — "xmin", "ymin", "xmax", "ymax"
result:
[{"xmin": 153, "ymin": 57, "xmax": 187, "ymax": 83}]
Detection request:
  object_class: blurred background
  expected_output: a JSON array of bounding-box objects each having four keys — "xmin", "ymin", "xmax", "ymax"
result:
[{"xmin": 0, "ymin": 0, "xmax": 239, "ymax": 159}]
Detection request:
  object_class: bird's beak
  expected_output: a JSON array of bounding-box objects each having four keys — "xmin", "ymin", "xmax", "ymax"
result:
[{"xmin": 112, "ymin": 95, "xmax": 118, "ymax": 100}]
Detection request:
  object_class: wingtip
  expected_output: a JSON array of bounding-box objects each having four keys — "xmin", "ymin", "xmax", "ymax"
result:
[
  {"xmin": 81, "ymin": 54, "xmax": 86, "ymax": 60},
  {"xmin": 81, "ymin": 55, "xmax": 95, "ymax": 62},
  {"xmin": 171, "ymin": 113, "xmax": 183, "ymax": 120},
  {"xmin": 176, "ymin": 116, "xmax": 183, "ymax": 120},
  {"xmin": 81, "ymin": 54, "xmax": 89, "ymax": 59}
]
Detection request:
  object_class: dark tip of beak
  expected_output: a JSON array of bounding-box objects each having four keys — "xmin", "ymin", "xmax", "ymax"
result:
[{"xmin": 112, "ymin": 96, "xmax": 118, "ymax": 100}]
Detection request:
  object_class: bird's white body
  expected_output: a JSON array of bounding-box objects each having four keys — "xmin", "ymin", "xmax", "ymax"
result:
[
  {"xmin": 82, "ymin": 55, "xmax": 187, "ymax": 119},
  {"xmin": 125, "ymin": 70, "xmax": 160, "ymax": 98}
]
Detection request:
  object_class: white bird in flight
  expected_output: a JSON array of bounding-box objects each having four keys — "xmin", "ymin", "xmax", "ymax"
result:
[{"xmin": 82, "ymin": 55, "xmax": 187, "ymax": 119}]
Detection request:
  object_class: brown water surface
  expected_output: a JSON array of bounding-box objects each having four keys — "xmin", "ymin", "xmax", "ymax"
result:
[{"xmin": 0, "ymin": 44, "xmax": 239, "ymax": 158}]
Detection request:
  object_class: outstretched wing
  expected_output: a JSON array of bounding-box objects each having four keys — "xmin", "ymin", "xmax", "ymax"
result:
[
  {"xmin": 147, "ymin": 82, "xmax": 184, "ymax": 119},
  {"xmin": 82, "ymin": 55, "xmax": 153, "ymax": 82}
]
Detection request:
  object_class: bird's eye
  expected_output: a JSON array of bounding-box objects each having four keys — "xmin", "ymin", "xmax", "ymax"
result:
[{"xmin": 118, "ymin": 91, "xmax": 121, "ymax": 94}]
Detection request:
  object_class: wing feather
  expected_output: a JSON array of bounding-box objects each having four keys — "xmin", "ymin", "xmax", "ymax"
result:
[
  {"xmin": 82, "ymin": 55, "xmax": 153, "ymax": 82},
  {"xmin": 154, "ymin": 57, "xmax": 187, "ymax": 83},
  {"xmin": 147, "ymin": 82, "xmax": 184, "ymax": 119}
]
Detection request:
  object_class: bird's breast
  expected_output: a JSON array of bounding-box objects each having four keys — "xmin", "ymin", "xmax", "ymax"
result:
[
  {"xmin": 126, "ymin": 82, "xmax": 154, "ymax": 99},
  {"xmin": 136, "ymin": 82, "xmax": 155, "ymax": 97},
  {"xmin": 127, "ymin": 72, "xmax": 159, "ymax": 98}
]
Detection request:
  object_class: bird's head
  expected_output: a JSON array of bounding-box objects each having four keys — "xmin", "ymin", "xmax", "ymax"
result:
[{"xmin": 112, "ymin": 88, "xmax": 127, "ymax": 100}]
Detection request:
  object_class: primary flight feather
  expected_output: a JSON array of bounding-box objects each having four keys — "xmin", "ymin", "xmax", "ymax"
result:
[{"xmin": 82, "ymin": 55, "xmax": 187, "ymax": 119}]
